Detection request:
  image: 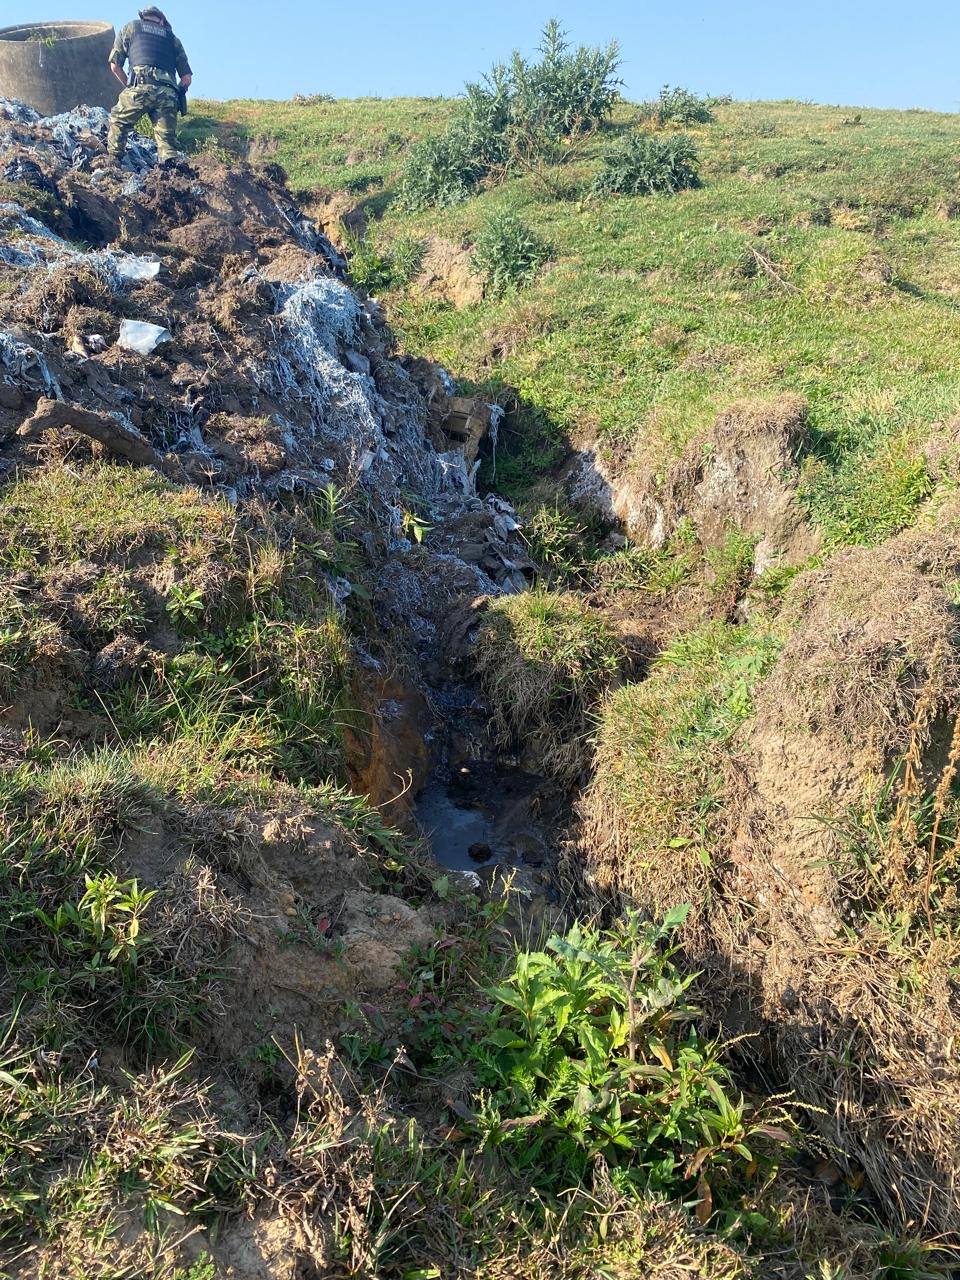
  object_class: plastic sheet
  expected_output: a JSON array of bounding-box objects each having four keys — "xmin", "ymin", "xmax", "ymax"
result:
[
  {"xmin": 117, "ymin": 319, "xmax": 172, "ymax": 354},
  {"xmin": 113, "ymin": 256, "xmax": 161, "ymax": 282}
]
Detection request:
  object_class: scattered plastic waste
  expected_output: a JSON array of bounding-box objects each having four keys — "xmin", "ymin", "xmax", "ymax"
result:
[
  {"xmin": 273, "ymin": 276, "xmax": 380, "ymax": 444},
  {"xmin": 486, "ymin": 401, "xmax": 504, "ymax": 478},
  {"xmin": 0, "ymin": 100, "xmax": 157, "ymax": 170},
  {"xmin": 435, "ymin": 449, "xmax": 480, "ymax": 494},
  {"xmin": 0, "ymin": 201, "xmax": 64, "ymax": 242},
  {"xmin": 0, "ymin": 98, "xmax": 40, "ymax": 125},
  {"xmin": 272, "ymin": 198, "xmax": 346, "ymax": 273},
  {"xmin": 2, "ymin": 156, "xmax": 55, "ymax": 192},
  {"xmin": 0, "ymin": 242, "xmax": 41, "ymax": 269},
  {"xmin": 0, "ymin": 200, "xmax": 163, "ymax": 292},
  {"xmin": 0, "ymin": 331, "xmax": 63, "ymax": 400},
  {"xmin": 117, "ymin": 320, "xmax": 172, "ymax": 355},
  {"xmin": 0, "ymin": 96, "xmax": 531, "ymax": 601}
]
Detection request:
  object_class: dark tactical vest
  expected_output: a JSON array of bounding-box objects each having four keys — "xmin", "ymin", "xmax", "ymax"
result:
[{"xmin": 126, "ymin": 19, "xmax": 177, "ymax": 73}]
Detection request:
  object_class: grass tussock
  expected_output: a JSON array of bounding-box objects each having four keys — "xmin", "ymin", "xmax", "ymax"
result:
[
  {"xmin": 0, "ymin": 462, "xmax": 355, "ymax": 780},
  {"xmin": 474, "ymin": 587, "xmax": 625, "ymax": 782},
  {"xmin": 0, "ymin": 462, "xmax": 237, "ymax": 565},
  {"xmin": 0, "ymin": 749, "xmax": 244, "ymax": 1050}
]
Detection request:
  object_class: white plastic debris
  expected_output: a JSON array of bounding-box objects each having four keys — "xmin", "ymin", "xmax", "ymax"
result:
[
  {"xmin": 486, "ymin": 402, "xmax": 504, "ymax": 478},
  {"xmin": 0, "ymin": 201, "xmax": 164, "ymax": 294},
  {"xmin": 114, "ymin": 256, "xmax": 161, "ymax": 283},
  {"xmin": 0, "ymin": 201, "xmax": 65, "ymax": 242},
  {"xmin": 271, "ymin": 276, "xmax": 380, "ymax": 443},
  {"xmin": 0, "ymin": 98, "xmax": 40, "ymax": 125},
  {"xmin": 117, "ymin": 320, "xmax": 172, "ymax": 355},
  {"xmin": 0, "ymin": 331, "xmax": 63, "ymax": 399}
]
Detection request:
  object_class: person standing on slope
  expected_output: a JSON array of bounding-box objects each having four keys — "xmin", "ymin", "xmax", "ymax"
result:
[{"xmin": 106, "ymin": 7, "xmax": 192, "ymax": 167}]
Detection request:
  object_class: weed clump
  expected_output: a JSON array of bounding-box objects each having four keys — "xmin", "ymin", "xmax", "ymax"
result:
[
  {"xmin": 346, "ymin": 232, "xmax": 423, "ymax": 293},
  {"xmin": 469, "ymin": 907, "xmax": 788, "ymax": 1203},
  {"xmin": 397, "ymin": 20, "xmax": 622, "ymax": 210},
  {"xmin": 522, "ymin": 499, "xmax": 592, "ymax": 580},
  {"xmin": 471, "ymin": 209, "xmax": 552, "ymax": 296},
  {"xmin": 593, "ymin": 132, "xmax": 701, "ymax": 196},
  {"xmin": 644, "ymin": 84, "xmax": 715, "ymax": 127},
  {"xmin": 0, "ymin": 752, "xmax": 241, "ymax": 1049},
  {"xmin": 799, "ymin": 434, "xmax": 932, "ymax": 547}
]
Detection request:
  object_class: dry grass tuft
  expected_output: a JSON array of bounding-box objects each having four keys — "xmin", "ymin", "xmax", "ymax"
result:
[
  {"xmin": 577, "ymin": 521, "xmax": 960, "ymax": 1237},
  {"xmin": 758, "ymin": 540, "xmax": 960, "ymax": 756}
]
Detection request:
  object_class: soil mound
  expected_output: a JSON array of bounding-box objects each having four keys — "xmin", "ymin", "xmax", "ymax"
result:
[
  {"xmin": 570, "ymin": 393, "xmax": 821, "ymax": 566},
  {"xmin": 0, "ymin": 100, "xmax": 537, "ymax": 1278},
  {"xmin": 415, "ymin": 235, "xmax": 485, "ymax": 308}
]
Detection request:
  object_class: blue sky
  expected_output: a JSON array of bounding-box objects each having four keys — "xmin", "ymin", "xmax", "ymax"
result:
[{"xmin": 6, "ymin": 1, "xmax": 960, "ymax": 110}]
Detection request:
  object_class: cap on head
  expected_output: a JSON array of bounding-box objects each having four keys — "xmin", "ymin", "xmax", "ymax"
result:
[{"xmin": 139, "ymin": 6, "xmax": 169, "ymax": 21}]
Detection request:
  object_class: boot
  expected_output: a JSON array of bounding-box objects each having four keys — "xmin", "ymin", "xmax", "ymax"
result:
[{"xmin": 158, "ymin": 154, "xmax": 195, "ymax": 176}]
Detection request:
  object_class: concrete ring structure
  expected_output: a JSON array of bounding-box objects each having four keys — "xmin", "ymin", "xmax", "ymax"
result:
[{"xmin": 0, "ymin": 20, "xmax": 120, "ymax": 117}]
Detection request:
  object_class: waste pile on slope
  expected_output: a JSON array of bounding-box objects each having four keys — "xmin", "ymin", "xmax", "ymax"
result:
[{"xmin": 0, "ymin": 97, "xmax": 532, "ymax": 662}]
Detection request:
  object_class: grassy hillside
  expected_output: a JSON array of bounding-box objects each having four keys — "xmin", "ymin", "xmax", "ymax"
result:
[
  {"xmin": 187, "ymin": 94, "xmax": 960, "ymax": 544},
  {"xmin": 173, "ymin": 86, "xmax": 960, "ymax": 1256},
  {"xmin": 5, "ymin": 65, "xmax": 960, "ymax": 1276}
]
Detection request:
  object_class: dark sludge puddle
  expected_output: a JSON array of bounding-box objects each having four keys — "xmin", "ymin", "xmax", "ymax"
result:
[{"xmin": 415, "ymin": 762, "xmax": 554, "ymax": 880}]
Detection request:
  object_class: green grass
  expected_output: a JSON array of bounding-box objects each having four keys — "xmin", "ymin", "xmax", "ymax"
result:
[
  {"xmin": 0, "ymin": 462, "xmax": 356, "ymax": 783},
  {"xmin": 0, "ymin": 464, "xmax": 236, "ymax": 566},
  {"xmin": 584, "ymin": 619, "xmax": 782, "ymax": 908},
  {"xmin": 192, "ymin": 94, "xmax": 960, "ymax": 540}
]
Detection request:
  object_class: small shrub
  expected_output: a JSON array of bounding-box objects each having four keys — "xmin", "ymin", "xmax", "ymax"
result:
[
  {"xmin": 647, "ymin": 84, "xmax": 714, "ymax": 126},
  {"xmin": 395, "ymin": 130, "xmax": 488, "ymax": 211},
  {"xmin": 345, "ymin": 232, "xmax": 394, "ymax": 292},
  {"xmin": 496, "ymin": 18, "xmax": 622, "ymax": 155},
  {"xmin": 472, "ymin": 210, "xmax": 552, "ymax": 296},
  {"xmin": 593, "ymin": 133, "xmax": 701, "ymax": 196}
]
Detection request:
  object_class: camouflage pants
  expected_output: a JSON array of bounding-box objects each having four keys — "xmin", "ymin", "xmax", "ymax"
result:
[{"xmin": 107, "ymin": 82, "xmax": 179, "ymax": 162}]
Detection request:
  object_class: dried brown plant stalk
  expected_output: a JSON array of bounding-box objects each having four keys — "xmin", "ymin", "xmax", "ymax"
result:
[{"xmin": 923, "ymin": 713, "xmax": 960, "ymax": 933}]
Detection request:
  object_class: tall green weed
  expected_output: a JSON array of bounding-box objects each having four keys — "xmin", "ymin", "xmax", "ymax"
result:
[
  {"xmin": 397, "ymin": 20, "xmax": 621, "ymax": 210},
  {"xmin": 593, "ymin": 132, "xmax": 701, "ymax": 196}
]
